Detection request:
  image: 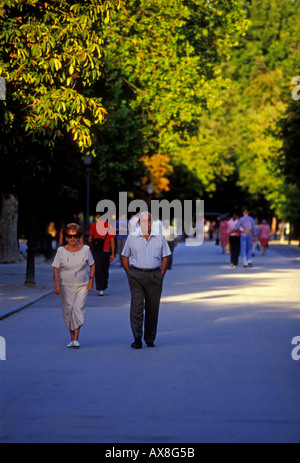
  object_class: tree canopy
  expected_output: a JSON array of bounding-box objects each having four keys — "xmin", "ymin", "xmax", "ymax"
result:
[
  {"xmin": 1, "ymin": 0, "xmax": 300, "ymax": 263},
  {"xmin": 0, "ymin": 0, "xmax": 121, "ymax": 191},
  {"xmin": 99, "ymin": 0, "xmax": 249, "ymax": 195}
]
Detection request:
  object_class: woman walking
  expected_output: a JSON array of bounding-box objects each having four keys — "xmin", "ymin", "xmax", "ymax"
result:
[
  {"xmin": 52, "ymin": 223, "xmax": 95, "ymax": 348},
  {"xmin": 219, "ymin": 217, "xmax": 229, "ymax": 254},
  {"xmin": 228, "ymin": 213, "xmax": 240, "ymax": 267},
  {"xmin": 259, "ymin": 220, "xmax": 271, "ymax": 255}
]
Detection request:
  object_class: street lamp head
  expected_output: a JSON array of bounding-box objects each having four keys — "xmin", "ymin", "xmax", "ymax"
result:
[
  {"xmin": 146, "ymin": 183, "xmax": 154, "ymax": 195},
  {"xmin": 84, "ymin": 151, "xmax": 93, "ymax": 166}
]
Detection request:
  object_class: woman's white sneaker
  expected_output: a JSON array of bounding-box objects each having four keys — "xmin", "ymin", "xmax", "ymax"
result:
[{"xmin": 67, "ymin": 341, "xmax": 80, "ymax": 348}]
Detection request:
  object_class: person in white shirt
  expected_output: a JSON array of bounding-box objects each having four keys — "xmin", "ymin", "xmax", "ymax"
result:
[
  {"xmin": 52, "ymin": 223, "xmax": 95, "ymax": 348},
  {"xmin": 162, "ymin": 219, "xmax": 178, "ymax": 269},
  {"xmin": 121, "ymin": 212, "xmax": 171, "ymax": 349}
]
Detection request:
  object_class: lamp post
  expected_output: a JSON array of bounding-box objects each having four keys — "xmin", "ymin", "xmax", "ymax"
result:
[
  {"xmin": 84, "ymin": 151, "xmax": 93, "ymax": 243},
  {"xmin": 25, "ymin": 201, "xmax": 36, "ymax": 286}
]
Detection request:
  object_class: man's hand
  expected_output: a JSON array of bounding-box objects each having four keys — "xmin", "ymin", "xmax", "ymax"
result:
[
  {"xmin": 121, "ymin": 255, "xmax": 130, "ymax": 272},
  {"xmin": 160, "ymin": 256, "xmax": 168, "ymax": 277}
]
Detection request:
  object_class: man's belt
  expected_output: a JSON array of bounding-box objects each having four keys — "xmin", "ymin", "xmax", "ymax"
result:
[{"xmin": 131, "ymin": 266, "xmax": 160, "ymax": 273}]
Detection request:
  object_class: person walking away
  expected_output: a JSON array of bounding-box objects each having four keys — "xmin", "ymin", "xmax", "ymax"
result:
[
  {"xmin": 235, "ymin": 209, "xmax": 257, "ymax": 268},
  {"xmin": 121, "ymin": 212, "xmax": 171, "ymax": 349},
  {"xmin": 88, "ymin": 213, "xmax": 115, "ymax": 296},
  {"xmin": 214, "ymin": 217, "xmax": 220, "ymax": 245},
  {"xmin": 219, "ymin": 217, "xmax": 229, "ymax": 254},
  {"xmin": 209, "ymin": 221, "xmax": 215, "ymax": 240},
  {"xmin": 252, "ymin": 224, "xmax": 260, "ymax": 256},
  {"xmin": 271, "ymin": 216, "xmax": 277, "ymax": 240},
  {"xmin": 128, "ymin": 212, "xmax": 140, "ymax": 235},
  {"xmin": 162, "ymin": 219, "xmax": 178, "ymax": 269},
  {"xmin": 52, "ymin": 223, "xmax": 95, "ymax": 348},
  {"xmin": 228, "ymin": 213, "xmax": 240, "ymax": 267},
  {"xmin": 278, "ymin": 221, "xmax": 286, "ymax": 243},
  {"xmin": 259, "ymin": 220, "xmax": 271, "ymax": 255},
  {"xmin": 116, "ymin": 214, "xmax": 128, "ymax": 260}
]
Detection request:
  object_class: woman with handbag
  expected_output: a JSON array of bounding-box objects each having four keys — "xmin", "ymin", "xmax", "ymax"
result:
[{"xmin": 88, "ymin": 213, "xmax": 115, "ymax": 296}]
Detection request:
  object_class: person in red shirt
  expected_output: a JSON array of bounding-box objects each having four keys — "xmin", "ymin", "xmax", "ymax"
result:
[{"xmin": 88, "ymin": 213, "xmax": 115, "ymax": 296}]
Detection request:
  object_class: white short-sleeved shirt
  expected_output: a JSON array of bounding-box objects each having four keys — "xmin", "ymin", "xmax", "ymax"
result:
[
  {"xmin": 52, "ymin": 245, "xmax": 94, "ymax": 287},
  {"xmin": 121, "ymin": 231, "xmax": 171, "ymax": 269}
]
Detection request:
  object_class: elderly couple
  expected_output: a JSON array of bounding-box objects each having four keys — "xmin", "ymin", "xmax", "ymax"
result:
[{"xmin": 52, "ymin": 212, "xmax": 171, "ymax": 349}]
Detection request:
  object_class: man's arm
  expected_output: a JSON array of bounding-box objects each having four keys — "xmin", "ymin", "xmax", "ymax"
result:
[
  {"xmin": 234, "ymin": 219, "xmax": 241, "ymax": 231},
  {"xmin": 160, "ymin": 256, "xmax": 168, "ymax": 276},
  {"xmin": 121, "ymin": 255, "xmax": 130, "ymax": 272}
]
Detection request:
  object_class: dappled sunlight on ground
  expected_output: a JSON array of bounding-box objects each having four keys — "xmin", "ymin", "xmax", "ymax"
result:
[{"xmin": 161, "ymin": 242, "xmax": 300, "ymax": 323}]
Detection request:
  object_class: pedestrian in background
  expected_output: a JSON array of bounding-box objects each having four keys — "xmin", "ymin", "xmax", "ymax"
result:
[
  {"xmin": 88, "ymin": 212, "xmax": 115, "ymax": 296},
  {"xmin": 271, "ymin": 216, "xmax": 277, "ymax": 240},
  {"xmin": 259, "ymin": 220, "xmax": 271, "ymax": 255},
  {"xmin": 279, "ymin": 221, "xmax": 286, "ymax": 243},
  {"xmin": 228, "ymin": 212, "xmax": 240, "ymax": 267},
  {"xmin": 116, "ymin": 213, "xmax": 128, "ymax": 261},
  {"xmin": 121, "ymin": 212, "xmax": 171, "ymax": 349},
  {"xmin": 235, "ymin": 209, "xmax": 257, "ymax": 268},
  {"xmin": 52, "ymin": 223, "xmax": 95, "ymax": 348},
  {"xmin": 219, "ymin": 216, "xmax": 229, "ymax": 254},
  {"xmin": 214, "ymin": 216, "xmax": 220, "ymax": 245},
  {"xmin": 162, "ymin": 219, "xmax": 178, "ymax": 269}
]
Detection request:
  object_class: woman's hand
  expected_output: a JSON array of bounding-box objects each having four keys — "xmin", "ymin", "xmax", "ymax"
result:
[
  {"xmin": 87, "ymin": 279, "xmax": 94, "ymax": 291},
  {"xmin": 54, "ymin": 283, "xmax": 61, "ymax": 295}
]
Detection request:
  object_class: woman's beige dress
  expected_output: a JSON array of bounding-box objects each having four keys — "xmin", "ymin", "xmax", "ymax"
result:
[{"xmin": 52, "ymin": 245, "xmax": 94, "ymax": 331}]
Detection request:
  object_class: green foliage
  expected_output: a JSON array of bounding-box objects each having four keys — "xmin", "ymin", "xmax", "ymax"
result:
[
  {"xmin": 277, "ymin": 102, "xmax": 300, "ymax": 225},
  {"xmin": 232, "ymin": 0, "xmax": 300, "ymax": 220},
  {"xmin": 103, "ymin": 0, "xmax": 249, "ymax": 169},
  {"xmin": 188, "ymin": 0, "xmax": 300, "ymax": 220},
  {"xmin": 0, "ymin": 0, "xmax": 121, "ymax": 150},
  {"xmin": 1, "ymin": 0, "xmax": 300, "ymax": 233}
]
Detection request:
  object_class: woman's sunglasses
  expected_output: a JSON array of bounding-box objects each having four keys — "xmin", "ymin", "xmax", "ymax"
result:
[{"xmin": 66, "ymin": 233, "xmax": 81, "ymax": 239}]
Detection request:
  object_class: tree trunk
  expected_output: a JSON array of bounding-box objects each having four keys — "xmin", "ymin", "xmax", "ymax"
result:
[{"xmin": 0, "ymin": 193, "xmax": 23, "ymax": 263}]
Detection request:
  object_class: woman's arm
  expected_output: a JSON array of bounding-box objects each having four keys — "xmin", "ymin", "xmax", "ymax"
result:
[
  {"xmin": 53, "ymin": 267, "xmax": 61, "ymax": 295},
  {"xmin": 87, "ymin": 263, "xmax": 95, "ymax": 291}
]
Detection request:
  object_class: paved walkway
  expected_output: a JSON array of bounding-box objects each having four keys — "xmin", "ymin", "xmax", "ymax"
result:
[
  {"xmin": 1, "ymin": 240, "xmax": 300, "ymax": 443},
  {"xmin": 0, "ymin": 256, "xmax": 53, "ymax": 320}
]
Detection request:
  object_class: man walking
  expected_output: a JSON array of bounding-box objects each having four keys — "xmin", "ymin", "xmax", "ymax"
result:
[
  {"xmin": 235, "ymin": 209, "xmax": 257, "ymax": 267},
  {"xmin": 121, "ymin": 212, "xmax": 171, "ymax": 349}
]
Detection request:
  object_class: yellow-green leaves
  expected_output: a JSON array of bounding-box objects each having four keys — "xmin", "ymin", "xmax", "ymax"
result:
[
  {"xmin": 103, "ymin": 0, "xmax": 249, "ymax": 191},
  {"xmin": 0, "ymin": 0, "xmax": 120, "ymax": 150}
]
